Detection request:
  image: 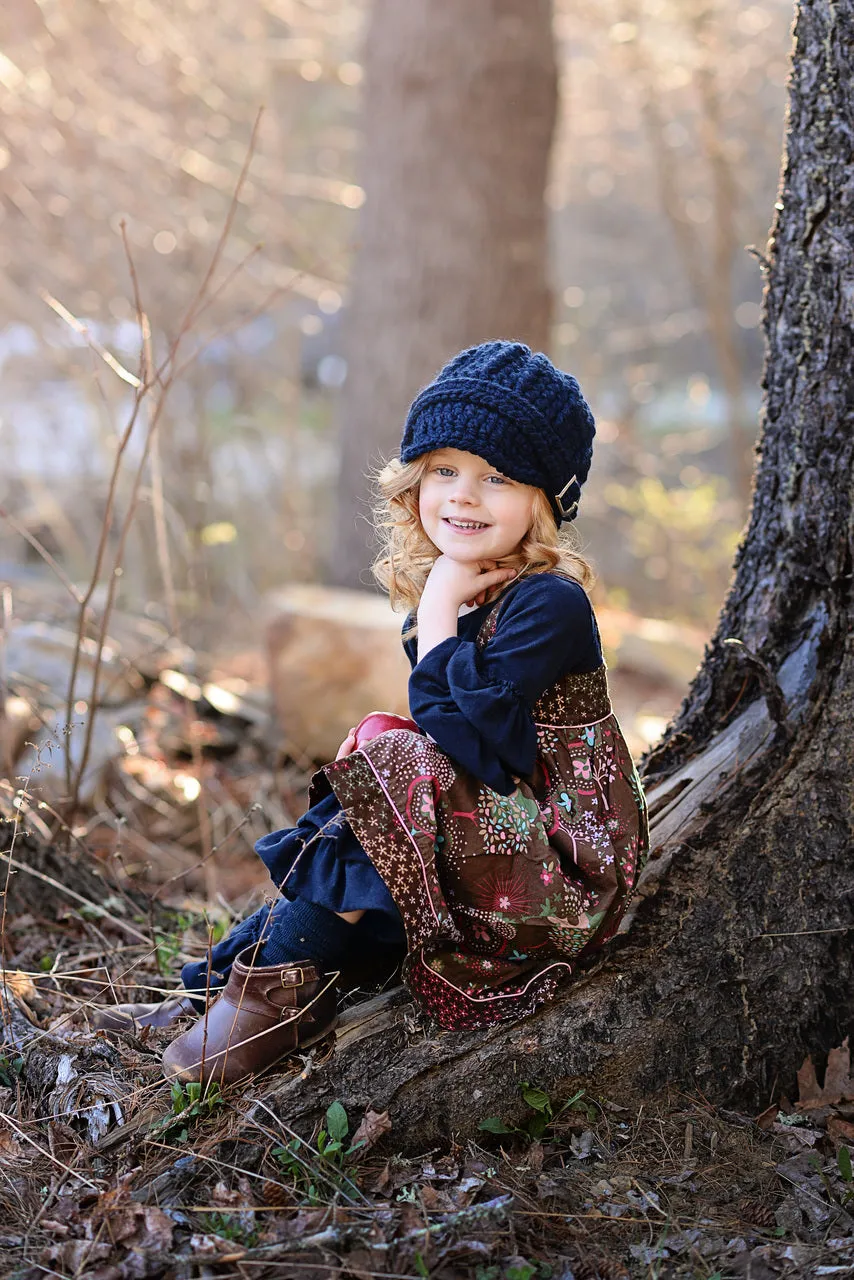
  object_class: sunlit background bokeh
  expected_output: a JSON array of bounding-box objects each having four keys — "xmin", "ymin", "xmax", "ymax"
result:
[{"xmin": 0, "ymin": 0, "xmax": 790, "ymax": 637}]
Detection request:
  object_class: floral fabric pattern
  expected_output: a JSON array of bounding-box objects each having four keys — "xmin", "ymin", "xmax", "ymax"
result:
[{"xmin": 318, "ymin": 583, "xmax": 649, "ymax": 1030}]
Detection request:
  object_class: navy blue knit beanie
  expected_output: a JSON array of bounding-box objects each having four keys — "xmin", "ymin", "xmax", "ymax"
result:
[{"xmin": 400, "ymin": 341, "xmax": 595, "ymax": 525}]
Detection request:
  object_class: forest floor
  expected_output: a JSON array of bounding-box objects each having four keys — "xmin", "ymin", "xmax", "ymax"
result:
[
  {"xmin": 2, "ymin": 822, "xmax": 853, "ymax": 1280},
  {"xmin": 1, "ymin": 606, "xmax": 853, "ymax": 1279}
]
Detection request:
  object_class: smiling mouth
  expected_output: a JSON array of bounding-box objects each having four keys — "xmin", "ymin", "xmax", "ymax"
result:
[{"xmin": 443, "ymin": 517, "xmax": 490, "ymax": 532}]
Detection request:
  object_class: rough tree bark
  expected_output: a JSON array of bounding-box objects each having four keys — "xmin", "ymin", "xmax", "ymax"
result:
[
  {"xmin": 331, "ymin": 0, "xmax": 557, "ymax": 587},
  {"xmin": 262, "ymin": 0, "xmax": 854, "ymax": 1144}
]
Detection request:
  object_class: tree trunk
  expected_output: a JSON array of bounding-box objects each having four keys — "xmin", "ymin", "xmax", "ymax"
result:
[
  {"xmin": 331, "ymin": 0, "xmax": 557, "ymax": 588},
  {"xmin": 260, "ymin": 0, "xmax": 853, "ymax": 1143}
]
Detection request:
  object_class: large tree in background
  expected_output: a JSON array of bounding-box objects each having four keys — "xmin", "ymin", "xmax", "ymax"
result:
[
  {"xmin": 332, "ymin": 0, "xmax": 558, "ymax": 587},
  {"xmin": 270, "ymin": 0, "xmax": 854, "ymax": 1137}
]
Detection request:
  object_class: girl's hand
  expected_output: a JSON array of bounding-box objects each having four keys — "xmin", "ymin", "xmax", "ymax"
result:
[
  {"xmin": 421, "ymin": 556, "xmax": 517, "ymax": 614},
  {"xmin": 335, "ymin": 728, "xmax": 357, "ymax": 759}
]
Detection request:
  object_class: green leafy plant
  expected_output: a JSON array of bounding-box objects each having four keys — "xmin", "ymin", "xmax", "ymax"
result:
[
  {"xmin": 808, "ymin": 1149, "xmax": 854, "ymax": 1210},
  {"xmin": 202, "ymin": 1210, "xmax": 258, "ymax": 1247},
  {"xmin": 505, "ymin": 1264, "xmax": 537, "ymax": 1280},
  {"xmin": 478, "ymin": 1083, "xmax": 589, "ymax": 1143},
  {"xmin": 274, "ymin": 1136, "xmax": 324, "ymax": 1204},
  {"xmin": 316, "ymin": 1099, "xmax": 353, "ymax": 1165},
  {"xmin": 153, "ymin": 1079, "xmax": 223, "ymax": 1144},
  {"xmin": 153, "ymin": 911, "xmax": 199, "ymax": 976},
  {"xmin": 273, "ymin": 1100, "xmax": 365, "ymax": 1204},
  {"xmin": 154, "ymin": 930, "xmax": 182, "ymax": 976},
  {"xmin": 0, "ymin": 1054, "xmax": 23, "ymax": 1089}
]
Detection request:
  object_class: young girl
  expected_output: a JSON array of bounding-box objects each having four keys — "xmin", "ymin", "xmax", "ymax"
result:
[{"xmin": 124, "ymin": 341, "xmax": 648, "ymax": 1084}]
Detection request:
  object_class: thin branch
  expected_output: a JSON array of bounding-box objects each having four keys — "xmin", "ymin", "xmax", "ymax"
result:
[
  {"xmin": 0, "ymin": 847, "xmax": 151, "ymax": 945},
  {"xmin": 175, "ymin": 108, "xmax": 265, "ymax": 349},
  {"xmin": 63, "ymin": 389, "xmax": 146, "ymax": 800},
  {"xmin": 0, "ymin": 507, "xmax": 84, "ymax": 605},
  {"xmin": 0, "ymin": 1114, "xmax": 104, "ymax": 1191},
  {"xmin": 39, "ymin": 290, "xmax": 143, "ymax": 389}
]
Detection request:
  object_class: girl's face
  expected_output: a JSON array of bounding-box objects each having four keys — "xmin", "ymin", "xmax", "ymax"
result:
[{"xmin": 418, "ymin": 448, "xmax": 536, "ymax": 563}]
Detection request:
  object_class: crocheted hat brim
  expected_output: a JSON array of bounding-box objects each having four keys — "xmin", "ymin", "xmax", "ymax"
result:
[{"xmin": 402, "ymin": 377, "xmax": 556, "ymax": 494}]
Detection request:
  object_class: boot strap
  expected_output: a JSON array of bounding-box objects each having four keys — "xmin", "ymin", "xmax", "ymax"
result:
[{"xmin": 220, "ymin": 984, "xmax": 321, "ymax": 1022}]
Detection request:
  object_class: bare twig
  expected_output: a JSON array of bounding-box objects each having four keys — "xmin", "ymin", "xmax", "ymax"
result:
[
  {"xmin": 172, "ymin": 108, "xmax": 265, "ymax": 354},
  {"xmin": 0, "ymin": 847, "xmax": 150, "ymax": 944},
  {"xmin": 150, "ymin": 804, "xmax": 262, "ymax": 901},
  {"xmin": 0, "ymin": 765, "xmax": 37, "ymax": 1043},
  {"xmin": 0, "ymin": 585, "xmax": 11, "ymax": 780},
  {"xmin": 39, "ymin": 290, "xmax": 143, "ymax": 389},
  {"xmin": 0, "ymin": 1114, "xmax": 104, "ymax": 1190},
  {"xmin": 62, "ymin": 386, "xmax": 146, "ymax": 802},
  {"xmin": 70, "ymin": 116, "xmax": 268, "ymax": 814},
  {"xmin": 0, "ymin": 507, "xmax": 83, "ymax": 605}
]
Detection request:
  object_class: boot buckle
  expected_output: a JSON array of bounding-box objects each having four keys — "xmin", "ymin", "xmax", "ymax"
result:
[{"xmin": 281, "ymin": 966, "xmax": 307, "ymax": 988}]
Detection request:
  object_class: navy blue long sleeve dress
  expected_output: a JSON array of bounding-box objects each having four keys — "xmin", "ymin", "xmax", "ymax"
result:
[{"xmin": 182, "ymin": 574, "xmax": 602, "ymax": 992}]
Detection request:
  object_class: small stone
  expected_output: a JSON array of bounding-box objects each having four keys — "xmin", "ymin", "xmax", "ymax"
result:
[
  {"xmin": 775, "ymin": 1197, "xmax": 804, "ymax": 1234},
  {"xmin": 265, "ymin": 584, "xmax": 411, "ymax": 761}
]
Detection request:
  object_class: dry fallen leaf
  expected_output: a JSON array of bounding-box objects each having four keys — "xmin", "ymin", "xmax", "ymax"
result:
[
  {"xmin": 371, "ymin": 1159, "xmax": 392, "ymax": 1195},
  {"xmin": 827, "ymin": 1115, "xmax": 854, "ymax": 1145},
  {"xmin": 796, "ymin": 1037, "xmax": 854, "ymax": 1109},
  {"xmin": 754, "ymin": 1103, "xmax": 778, "ymax": 1131},
  {"xmin": 419, "ymin": 1183, "xmax": 455, "ymax": 1210},
  {"xmin": 1, "ymin": 971, "xmax": 37, "ymax": 1002},
  {"xmin": 41, "ymin": 1241, "xmax": 112, "ymax": 1270},
  {"xmin": 772, "ymin": 1122, "xmax": 824, "ymax": 1151},
  {"xmin": 0, "ymin": 1129, "xmax": 26, "ymax": 1164},
  {"xmin": 134, "ymin": 1205, "xmax": 175, "ymax": 1253},
  {"xmin": 350, "ymin": 1107, "xmax": 392, "ymax": 1158}
]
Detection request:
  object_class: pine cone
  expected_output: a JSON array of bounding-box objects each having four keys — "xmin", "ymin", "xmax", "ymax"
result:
[
  {"xmin": 739, "ymin": 1199, "xmax": 775, "ymax": 1228},
  {"xmin": 262, "ymin": 1179, "xmax": 293, "ymax": 1208},
  {"xmin": 573, "ymin": 1257, "xmax": 629, "ymax": 1280}
]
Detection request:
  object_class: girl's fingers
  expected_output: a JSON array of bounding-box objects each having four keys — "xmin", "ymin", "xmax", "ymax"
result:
[{"xmin": 478, "ymin": 567, "xmax": 517, "ymax": 587}]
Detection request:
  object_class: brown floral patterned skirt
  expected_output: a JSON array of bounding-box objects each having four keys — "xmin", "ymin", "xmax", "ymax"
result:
[{"xmin": 318, "ymin": 665, "xmax": 648, "ymax": 1030}]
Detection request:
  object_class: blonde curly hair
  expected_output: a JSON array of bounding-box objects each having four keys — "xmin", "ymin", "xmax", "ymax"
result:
[{"xmin": 371, "ymin": 453, "xmax": 594, "ymax": 622}]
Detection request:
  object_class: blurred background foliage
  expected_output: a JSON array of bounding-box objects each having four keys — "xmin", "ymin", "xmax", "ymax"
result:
[{"xmin": 0, "ymin": 0, "xmax": 791, "ymax": 640}]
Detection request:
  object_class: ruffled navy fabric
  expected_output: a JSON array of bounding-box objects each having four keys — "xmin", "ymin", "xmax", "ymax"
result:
[
  {"xmin": 407, "ymin": 640, "xmax": 534, "ymax": 793},
  {"xmin": 254, "ymin": 791, "xmax": 405, "ymax": 944}
]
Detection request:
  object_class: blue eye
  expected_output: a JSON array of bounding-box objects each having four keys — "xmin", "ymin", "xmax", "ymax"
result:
[
  {"xmin": 435, "ymin": 466, "xmax": 456, "ymax": 477},
  {"xmin": 486, "ymin": 474, "xmax": 508, "ymax": 485}
]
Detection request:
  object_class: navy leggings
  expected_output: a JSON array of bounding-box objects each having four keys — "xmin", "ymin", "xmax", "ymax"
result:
[{"xmin": 180, "ymin": 895, "xmax": 405, "ymax": 1009}]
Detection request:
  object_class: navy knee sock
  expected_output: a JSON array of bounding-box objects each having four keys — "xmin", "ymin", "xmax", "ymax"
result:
[{"xmin": 257, "ymin": 897, "xmax": 356, "ymax": 973}]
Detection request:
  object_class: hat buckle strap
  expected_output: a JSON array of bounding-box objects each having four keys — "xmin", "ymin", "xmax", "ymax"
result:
[{"xmin": 555, "ymin": 474, "xmax": 580, "ymax": 521}]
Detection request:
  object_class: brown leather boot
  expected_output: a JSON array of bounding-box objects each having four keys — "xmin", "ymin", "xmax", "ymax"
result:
[
  {"xmin": 161, "ymin": 949, "xmax": 337, "ymax": 1086},
  {"xmin": 92, "ymin": 994, "xmax": 198, "ymax": 1031}
]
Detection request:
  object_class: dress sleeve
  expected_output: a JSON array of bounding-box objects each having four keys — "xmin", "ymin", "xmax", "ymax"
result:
[{"xmin": 408, "ymin": 574, "xmax": 601, "ymax": 795}]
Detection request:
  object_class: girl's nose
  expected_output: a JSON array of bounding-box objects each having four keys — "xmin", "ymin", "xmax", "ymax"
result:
[{"xmin": 449, "ymin": 478, "xmax": 478, "ymax": 503}]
